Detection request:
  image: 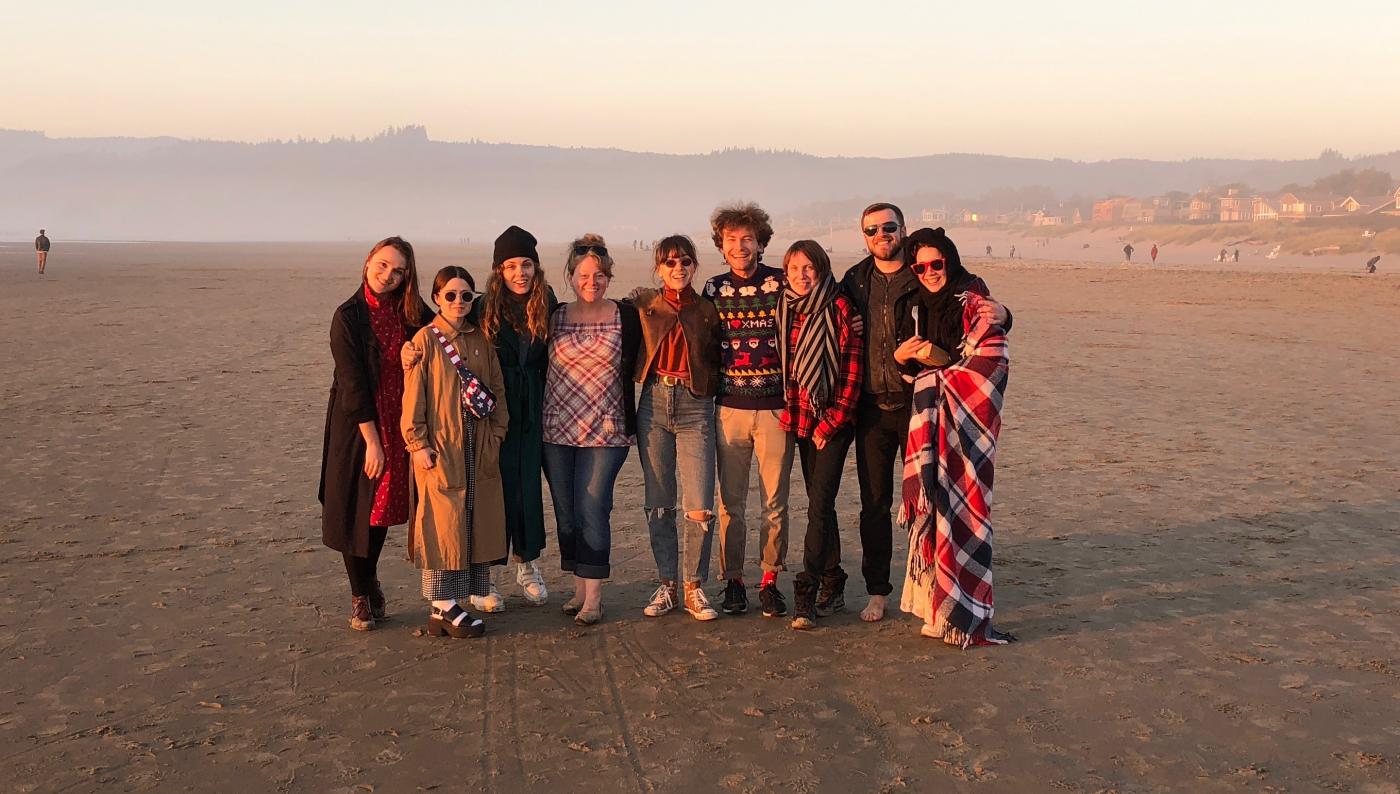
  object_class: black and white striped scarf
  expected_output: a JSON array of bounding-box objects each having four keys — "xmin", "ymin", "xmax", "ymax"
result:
[{"xmin": 778, "ymin": 274, "xmax": 840, "ymax": 413}]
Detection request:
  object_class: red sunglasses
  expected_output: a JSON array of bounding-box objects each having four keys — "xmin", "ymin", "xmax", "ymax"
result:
[{"xmin": 911, "ymin": 259, "xmax": 946, "ymax": 275}]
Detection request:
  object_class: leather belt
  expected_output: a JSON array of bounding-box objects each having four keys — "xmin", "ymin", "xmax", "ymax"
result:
[{"xmin": 651, "ymin": 374, "xmax": 685, "ymax": 387}]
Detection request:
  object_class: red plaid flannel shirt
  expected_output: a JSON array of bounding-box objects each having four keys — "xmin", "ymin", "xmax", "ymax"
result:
[{"xmin": 780, "ymin": 294, "xmax": 863, "ymax": 444}]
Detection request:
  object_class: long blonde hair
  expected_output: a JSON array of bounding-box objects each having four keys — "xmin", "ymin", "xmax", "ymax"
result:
[{"xmin": 481, "ymin": 257, "xmax": 550, "ymax": 342}]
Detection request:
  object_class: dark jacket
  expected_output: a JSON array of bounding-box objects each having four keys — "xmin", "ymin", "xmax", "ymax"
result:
[
  {"xmin": 319, "ymin": 288, "xmax": 432, "ymax": 556},
  {"xmin": 840, "ymin": 256, "xmax": 923, "ymax": 402},
  {"xmin": 550, "ymin": 299, "xmax": 644, "ymax": 435},
  {"xmin": 841, "ymin": 256, "xmax": 1015, "ymax": 403},
  {"xmin": 631, "ymin": 287, "xmax": 722, "ymax": 398},
  {"xmin": 467, "ymin": 291, "xmax": 557, "ymax": 563}
]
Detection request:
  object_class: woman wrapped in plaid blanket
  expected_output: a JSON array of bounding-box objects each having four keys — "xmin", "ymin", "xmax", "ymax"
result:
[{"xmin": 894, "ymin": 228, "xmax": 1016, "ymax": 648}]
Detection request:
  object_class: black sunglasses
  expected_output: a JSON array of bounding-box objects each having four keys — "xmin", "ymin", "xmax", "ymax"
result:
[
  {"xmin": 441, "ymin": 290, "xmax": 476, "ymax": 304},
  {"xmin": 863, "ymin": 221, "xmax": 901, "ymax": 237},
  {"xmin": 911, "ymin": 259, "xmax": 946, "ymax": 275},
  {"xmin": 574, "ymin": 244, "xmax": 608, "ymax": 257},
  {"xmin": 663, "ymin": 256, "xmax": 696, "ymax": 269}
]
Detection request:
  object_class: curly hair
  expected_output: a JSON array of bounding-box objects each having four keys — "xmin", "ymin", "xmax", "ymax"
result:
[
  {"xmin": 481, "ymin": 255, "xmax": 551, "ymax": 342},
  {"xmin": 361, "ymin": 236, "xmax": 424, "ymax": 327},
  {"xmin": 709, "ymin": 202, "xmax": 773, "ymax": 251}
]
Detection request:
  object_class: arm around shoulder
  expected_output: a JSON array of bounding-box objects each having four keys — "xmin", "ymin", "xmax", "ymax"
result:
[{"xmin": 401, "ymin": 328, "xmax": 433, "ymax": 454}]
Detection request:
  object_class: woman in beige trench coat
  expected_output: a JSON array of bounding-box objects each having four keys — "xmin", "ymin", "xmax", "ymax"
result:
[{"xmin": 402, "ymin": 266, "xmax": 510, "ymax": 638}]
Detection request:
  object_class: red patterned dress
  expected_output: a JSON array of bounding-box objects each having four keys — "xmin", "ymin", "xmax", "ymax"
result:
[{"xmin": 364, "ymin": 286, "xmax": 410, "ymax": 527}]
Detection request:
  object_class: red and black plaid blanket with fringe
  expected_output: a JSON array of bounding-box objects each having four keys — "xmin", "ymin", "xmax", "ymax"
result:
[{"xmin": 898, "ymin": 292, "xmax": 1014, "ymax": 648}]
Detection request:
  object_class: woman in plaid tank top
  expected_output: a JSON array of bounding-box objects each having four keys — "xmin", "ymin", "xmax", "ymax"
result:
[{"xmin": 541, "ymin": 235, "xmax": 642, "ymax": 625}]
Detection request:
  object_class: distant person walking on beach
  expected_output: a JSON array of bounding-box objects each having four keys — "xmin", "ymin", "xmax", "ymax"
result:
[
  {"xmin": 1150, "ymin": 244, "xmax": 1158, "ymax": 264},
  {"xmin": 319, "ymin": 237, "xmax": 432, "ymax": 631},
  {"xmin": 894, "ymin": 227, "xmax": 1015, "ymax": 648},
  {"xmin": 1219, "ymin": 248, "xmax": 1228, "ymax": 263},
  {"xmin": 1009, "ymin": 245, "xmax": 1016, "ymax": 259},
  {"xmin": 1233, "ymin": 249, "xmax": 1240, "ymax": 262},
  {"xmin": 403, "ymin": 266, "xmax": 510, "ymax": 638},
  {"xmin": 985, "ymin": 245, "xmax": 992, "ymax": 257},
  {"xmin": 1123, "ymin": 243, "xmax": 1134, "ymax": 262},
  {"xmin": 35, "ymin": 230, "xmax": 50, "ymax": 274}
]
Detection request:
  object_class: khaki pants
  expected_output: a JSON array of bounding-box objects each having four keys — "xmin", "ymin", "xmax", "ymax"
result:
[{"xmin": 715, "ymin": 406, "xmax": 794, "ymax": 580}]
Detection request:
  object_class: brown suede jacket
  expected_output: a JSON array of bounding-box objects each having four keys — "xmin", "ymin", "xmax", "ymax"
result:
[{"xmin": 630, "ymin": 287, "xmax": 722, "ymax": 398}]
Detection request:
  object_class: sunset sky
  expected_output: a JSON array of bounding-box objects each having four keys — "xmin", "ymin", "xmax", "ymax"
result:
[{"xmin": 6, "ymin": 0, "xmax": 1397, "ymax": 161}]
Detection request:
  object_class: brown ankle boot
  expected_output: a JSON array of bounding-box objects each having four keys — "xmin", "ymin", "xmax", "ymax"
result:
[
  {"xmin": 349, "ymin": 595, "xmax": 375, "ymax": 631},
  {"xmin": 368, "ymin": 580, "xmax": 387, "ymax": 620}
]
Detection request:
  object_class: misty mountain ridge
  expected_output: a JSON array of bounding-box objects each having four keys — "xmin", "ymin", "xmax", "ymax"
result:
[{"xmin": 4, "ymin": 126, "xmax": 1398, "ymax": 242}]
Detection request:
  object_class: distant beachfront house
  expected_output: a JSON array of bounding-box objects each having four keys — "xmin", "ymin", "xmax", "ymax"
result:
[
  {"xmin": 1031, "ymin": 209, "xmax": 1064, "ymax": 226},
  {"xmin": 1251, "ymin": 195, "xmax": 1280, "ymax": 222},
  {"xmin": 1092, "ymin": 196, "xmax": 1131, "ymax": 223},
  {"xmin": 1277, "ymin": 192, "xmax": 1333, "ymax": 220},
  {"xmin": 1218, "ymin": 188, "xmax": 1252, "ymax": 222},
  {"xmin": 920, "ymin": 208, "xmax": 948, "ymax": 223},
  {"xmin": 957, "ymin": 209, "xmax": 980, "ymax": 225},
  {"xmin": 1335, "ymin": 196, "xmax": 1365, "ymax": 213},
  {"xmin": 1337, "ymin": 194, "xmax": 1400, "ymax": 215},
  {"xmin": 1121, "ymin": 199, "xmax": 1146, "ymax": 222},
  {"xmin": 1181, "ymin": 194, "xmax": 1216, "ymax": 222},
  {"xmin": 1384, "ymin": 187, "xmax": 1400, "ymax": 216}
]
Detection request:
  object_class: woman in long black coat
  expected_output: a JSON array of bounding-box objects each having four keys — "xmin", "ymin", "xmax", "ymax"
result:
[
  {"xmin": 472, "ymin": 225, "xmax": 557, "ymax": 610},
  {"xmin": 320, "ymin": 236, "xmax": 432, "ymax": 631}
]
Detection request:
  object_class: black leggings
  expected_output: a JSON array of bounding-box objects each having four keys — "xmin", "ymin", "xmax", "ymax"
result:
[{"xmin": 343, "ymin": 526, "xmax": 389, "ymax": 597}]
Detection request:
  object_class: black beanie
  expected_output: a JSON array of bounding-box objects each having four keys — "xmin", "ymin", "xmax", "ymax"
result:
[{"xmin": 493, "ymin": 225, "xmax": 539, "ymax": 266}]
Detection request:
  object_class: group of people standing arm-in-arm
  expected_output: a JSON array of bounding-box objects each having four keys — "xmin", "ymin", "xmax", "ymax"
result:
[{"xmin": 318, "ymin": 200, "xmax": 1017, "ymax": 647}]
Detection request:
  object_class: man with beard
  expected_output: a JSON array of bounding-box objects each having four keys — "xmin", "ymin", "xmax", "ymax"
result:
[{"xmin": 840, "ymin": 203, "xmax": 1009, "ymax": 621}]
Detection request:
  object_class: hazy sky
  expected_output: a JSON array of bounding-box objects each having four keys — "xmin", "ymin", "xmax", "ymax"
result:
[{"xmin": 6, "ymin": 0, "xmax": 1398, "ymax": 161}]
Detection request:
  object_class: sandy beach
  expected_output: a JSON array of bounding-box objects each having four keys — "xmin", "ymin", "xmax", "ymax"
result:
[{"xmin": 1, "ymin": 241, "xmax": 1398, "ymax": 792}]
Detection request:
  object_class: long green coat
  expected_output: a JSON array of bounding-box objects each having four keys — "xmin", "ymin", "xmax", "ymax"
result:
[{"xmin": 470, "ymin": 292, "xmax": 555, "ymax": 562}]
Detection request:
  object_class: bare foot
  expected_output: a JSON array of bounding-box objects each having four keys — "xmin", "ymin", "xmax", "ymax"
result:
[{"xmin": 860, "ymin": 595, "xmax": 887, "ymax": 622}]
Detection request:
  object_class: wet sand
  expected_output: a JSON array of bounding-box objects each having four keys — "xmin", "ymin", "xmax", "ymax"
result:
[{"xmin": 1, "ymin": 242, "xmax": 1398, "ymax": 792}]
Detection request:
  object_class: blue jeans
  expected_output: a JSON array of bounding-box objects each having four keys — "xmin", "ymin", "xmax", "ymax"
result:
[
  {"xmin": 543, "ymin": 443, "xmax": 629, "ymax": 580},
  {"xmin": 636, "ymin": 382, "xmax": 716, "ymax": 584}
]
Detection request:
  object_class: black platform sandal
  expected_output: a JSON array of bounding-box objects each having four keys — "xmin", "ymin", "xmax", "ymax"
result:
[{"xmin": 427, "ymin": 603, "xmax": 485, "ymax": 638}]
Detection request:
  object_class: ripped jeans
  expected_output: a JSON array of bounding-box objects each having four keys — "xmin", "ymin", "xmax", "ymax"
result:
[{"xmin": 636, "ymin": 381, "xmax": 716, "ymax": 584}]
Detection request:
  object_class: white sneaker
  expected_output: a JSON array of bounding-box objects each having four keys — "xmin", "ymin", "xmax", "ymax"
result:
[
  {"xmin": 470, "ymin": 584, "xmax": 505, "ymax": 613},
  {"xmin": 684, "ymin": 585, "xmax": 719, "ymax": 622},
  {"xmin": 643, "ymin": 582, "xmax": 678, "ymax": 617},
  {"xmin": 516, "ymin": 561, "xmax": 548, "ymax": 605}
]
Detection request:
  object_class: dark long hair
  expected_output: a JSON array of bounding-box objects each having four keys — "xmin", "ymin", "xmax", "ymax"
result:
[
  {"xmin": 481, "ymin": 258, "xmax": 550, "ymax": 343},
  {"xmin": 431, "ymin": 266, "xmax": 476, "ymax": 301},
  {"xmin": 362, "ymin": 236, "xmax": 424, "ymax": 326}
]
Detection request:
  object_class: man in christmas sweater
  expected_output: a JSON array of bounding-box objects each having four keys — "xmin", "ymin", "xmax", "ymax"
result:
[{"xmin": 701, "ymin": 202, "xmax": 794, "ymax": 618}]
